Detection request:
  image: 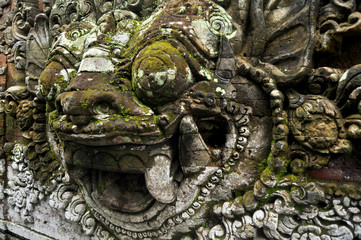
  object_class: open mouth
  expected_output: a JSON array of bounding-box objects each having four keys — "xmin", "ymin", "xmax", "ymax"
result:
[
  {"xmin": 49, "ymin": 96, "xmax": 185, "ymax": 214},
  {"xmin": 62, "ymin": 139, "xmax": 178, "ymax": 215},
  {"xmin": 197, "ymin": 116, "xmax": 228, "ymax": 150},
  {"xmin": 54, "ymin": 114, "xmax": 232, "ymax": 216},
  {"xmin": 47, "ymin": 102, "xmax": 240, "ymax": 232},
  {"xmin": 93, "ymin": 171, "xmax": 155, "ymax": 213}
]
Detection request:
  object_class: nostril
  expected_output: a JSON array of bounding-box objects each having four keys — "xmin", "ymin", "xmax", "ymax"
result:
[
  {"xmin": 56, "ymin": 96, "xmax": 64, "ymax": 114},
  {"xmin": 70, "ymin": 115, "xmax": 91, "ymax": 126},
  {"xmin": 56, "ymin": 93, "xmax": 74, "ymax": 115}
]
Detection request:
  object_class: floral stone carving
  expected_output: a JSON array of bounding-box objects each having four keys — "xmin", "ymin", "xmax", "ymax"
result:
[{"xmin": 1, "ymin": 0, "xmax": 361, "ymax": 239}]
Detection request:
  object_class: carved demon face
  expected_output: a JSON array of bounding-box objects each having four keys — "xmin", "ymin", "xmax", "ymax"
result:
[{"xmin": 40, "ymin": 0, "xmax": 271, "ymax": 236}]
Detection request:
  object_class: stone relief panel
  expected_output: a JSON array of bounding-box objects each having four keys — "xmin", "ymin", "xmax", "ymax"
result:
[{"xmin": 1, "ymin": 0, "xmax": 361, "ymax": 239}]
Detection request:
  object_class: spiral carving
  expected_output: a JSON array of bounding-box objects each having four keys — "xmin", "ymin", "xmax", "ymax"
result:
[
  {"xmin": 65, "ymin": 22, "xmax": 93, "ymax": 41},
  {"xmin": 332, "ymin": 0, "xmax": 356, "ymax": 11},
  {"xmin": 77, "ymin": 0, "xmax": 94, "ymax": 18},
  {"xmin": 128, "ymin": 0, "xmax": 142, "ymax": 8},
  {"xmin": 65, "ymin": 194, "xmax": 87, "ymax": 222},
  {"xmin": 80, "ymin": 211, "xmax": 97, "ymax": 235},
  {"xmin": 207, "ymin": 6, "xmax": 234, "ymax": 36},
  {"xmin": 5, "ymin": 87, "xmax": 30, "ymax": 117}
]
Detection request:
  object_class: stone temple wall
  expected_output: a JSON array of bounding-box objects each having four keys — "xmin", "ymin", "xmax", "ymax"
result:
[{"xmin": 1, "ymin": 0, "xmax": 361, "ymax": 239}]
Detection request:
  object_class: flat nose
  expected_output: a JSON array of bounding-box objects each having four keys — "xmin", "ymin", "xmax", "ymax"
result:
[{"xmin": 56, "ymin": 90, "xmax": 154, "ymax": 119}]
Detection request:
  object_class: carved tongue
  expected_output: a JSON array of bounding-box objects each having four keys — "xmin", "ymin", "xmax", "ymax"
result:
[{"xmin": 145, "ymin": 154, "xmax": 176, "ymax": 204}]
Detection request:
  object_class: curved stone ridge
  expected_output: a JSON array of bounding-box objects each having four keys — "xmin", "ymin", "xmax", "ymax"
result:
[{"xmin": 2, "ymin": 0, "xmax": 361, "ymax": 239}]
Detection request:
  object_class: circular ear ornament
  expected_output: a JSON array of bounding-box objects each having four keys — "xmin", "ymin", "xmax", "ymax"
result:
[{"xmin": 288, "ymin": 90, "xmax": 352, "ymax": 154}]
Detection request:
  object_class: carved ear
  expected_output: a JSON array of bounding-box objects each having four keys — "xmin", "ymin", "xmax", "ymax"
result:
[{"xmin": 26, "ymin": 14, "xmax": 51, "ymax": 80}]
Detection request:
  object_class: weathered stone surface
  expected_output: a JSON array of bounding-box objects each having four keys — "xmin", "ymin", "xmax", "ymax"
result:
[{"xmin": 1, "ymin": 0, "xmax": 361, "ymax": 239}]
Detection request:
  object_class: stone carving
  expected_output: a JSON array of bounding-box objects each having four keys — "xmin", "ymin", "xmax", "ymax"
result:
[
  {"xmin": 1, "ymin": 0, "xmax": 361, "ymax": 240},
  {"xmin": 6, "ymin": 144, "xmax": 37, "ymax": 223}
]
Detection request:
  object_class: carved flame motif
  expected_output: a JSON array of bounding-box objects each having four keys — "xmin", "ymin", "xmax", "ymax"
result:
[{"xmin": 2, "ymin": 0, "xmax": 361, "ymax": 240}]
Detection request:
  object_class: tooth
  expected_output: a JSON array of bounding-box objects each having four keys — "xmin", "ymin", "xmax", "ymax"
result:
[
  {"xmin": 179, "ymin": 115, "xmax": 212, "ymax": 175},
  {"xmin": 145, "ymin": 154, "xmax": 176, "ymax": 204}
]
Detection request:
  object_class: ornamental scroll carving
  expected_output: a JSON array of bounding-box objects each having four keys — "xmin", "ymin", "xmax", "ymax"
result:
[{"xmin": 1, "ymin": 0, "xmax": 361, "ymax": 240}]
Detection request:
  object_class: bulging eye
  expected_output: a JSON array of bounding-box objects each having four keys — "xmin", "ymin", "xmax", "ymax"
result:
[
  {"xmin": 132, "ymin": 41, "xmax": 193, "ymax": 106},
  {"xmin": 94, "ymin": 101, "xmax": 114, "ymax": 115}
]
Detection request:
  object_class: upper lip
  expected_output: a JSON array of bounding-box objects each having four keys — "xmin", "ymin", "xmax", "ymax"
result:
[{"xmin": 50, "ymin": 111, "xmax": 167, "ymax": 146}]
